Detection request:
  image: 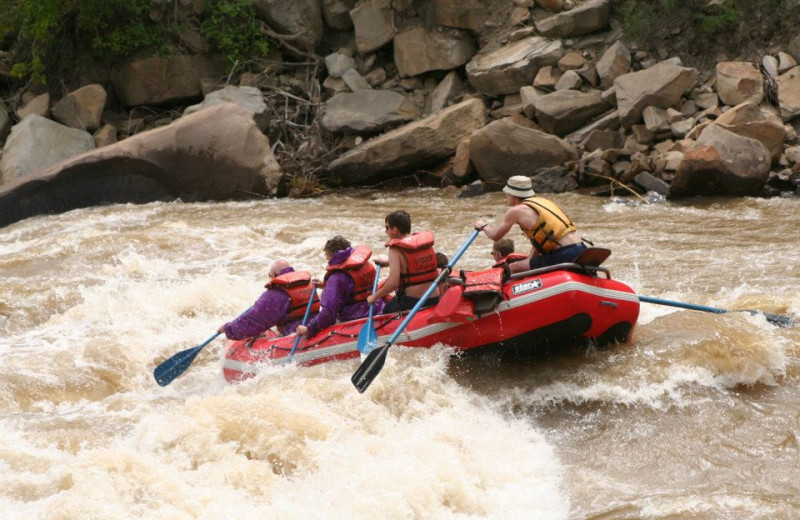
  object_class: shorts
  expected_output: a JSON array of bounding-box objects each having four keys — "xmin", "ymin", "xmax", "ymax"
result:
[
  {"xmin": 529, "ymin": 243, "xmax": 587, "ymax": 270},
  {"xmin": 384, "ymin": 294, "xmax": 440, "ymax": 313}
]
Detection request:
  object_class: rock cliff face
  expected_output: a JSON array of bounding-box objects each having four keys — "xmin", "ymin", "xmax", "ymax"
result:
[{"xmin": 1, "ymin": 0, "xmax": 799, "ymax": 227}]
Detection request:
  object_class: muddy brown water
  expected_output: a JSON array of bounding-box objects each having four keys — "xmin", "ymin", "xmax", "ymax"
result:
[{"xmin": 1, "ymin": 189, "xmax": 798, "ymax": 519}]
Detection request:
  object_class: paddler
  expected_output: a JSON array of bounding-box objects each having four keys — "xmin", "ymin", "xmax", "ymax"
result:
[
  {"xmin": 366, "ymin": 210, "xmax": 440, "ymax": 313},
  {"xmin": 296, "ymin": 235, "xmax": 383, "ymax": 338},
  {"xmin": 218, "ymin": 259, "xmax": 319, "ymax": 339},
  {"xmin": 475, "ymin": 175, "xmax": 586, "ymax": 273}
]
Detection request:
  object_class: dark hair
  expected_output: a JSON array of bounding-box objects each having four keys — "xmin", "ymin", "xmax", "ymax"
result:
[
  {"xmin": 324, "ymin": 235, "xmax": 351, "ymax": 256},
  {"xmin": 492, "ymin": 238, "xmax": 515, "ymax": 257},
  {"xmin": 436, "ymin": 252, "xmax": 448, "ymax": 268},
  {"xmin": 385, "ymin": 210, "xmax": 411, "ymax": 234}
]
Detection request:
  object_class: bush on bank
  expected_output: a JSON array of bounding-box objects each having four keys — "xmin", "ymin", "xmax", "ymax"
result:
[{"xmin": 0, "ymin": 0, "xmax": 270, "ymax": 86}]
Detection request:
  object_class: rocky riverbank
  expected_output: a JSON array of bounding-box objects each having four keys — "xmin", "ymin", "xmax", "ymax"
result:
[{"xmin": 1, "ymin": 0, "xmax": 800, "ymax": 228}]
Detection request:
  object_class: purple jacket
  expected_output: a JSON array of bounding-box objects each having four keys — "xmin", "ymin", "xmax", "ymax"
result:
[
  {"xmin": 222, "ymin": 267, "xmax": 313, "ymax": 340},
  {"xmin": 304, "ymin": 247, "xmax": 384, "ymax": 337}
]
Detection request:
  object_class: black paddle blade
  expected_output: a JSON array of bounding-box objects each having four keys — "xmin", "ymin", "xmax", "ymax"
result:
[
  {"xmin": 762, "ymin": 312, "xmax": 795, "ymax": 328},
  {"xmin": 351, "ymin": 344, "xmax": 390, "ymax": 393},
  {"xmin": 153, "ymin": 346, "xmax": 203, "ymax": 387}
]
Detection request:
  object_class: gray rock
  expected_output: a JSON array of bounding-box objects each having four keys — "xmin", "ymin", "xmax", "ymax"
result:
[
  {"xmin": 328, "ymin": 98, "xmax": 487, "ymax": 183},
  {"xmin": 466, "ymin": 36, "xmax": 564, "ymax": 96},
  {"xmin": 321, "ymin": 90, "xmax": 419, "ymax": 132},
  {"xmin": 0, "ymin": 103, "xmax": 281, "ymax": 228},
  {"xmin": 469, "ymin": 118, "xmax": 578, "ymax": 186},
  {"xmin": 1, "ymin": 115, "xmax": 95, "ymax": 184}
]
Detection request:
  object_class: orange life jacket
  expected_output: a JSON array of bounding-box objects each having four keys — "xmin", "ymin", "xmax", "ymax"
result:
[
  {"xmin": 520, "ymin": 196, "xmax": 577, "ymax": 254},
  {"xmin": 462, "ymin": 268, "xmax": 505, "ymax": 299},
  {"xmin": 492, "ymin": 252, "xmax": 529, "ymax": 268},
  {"xmin": 323, "ymin": 245, "xmax": 376, "ymax": 302},
  {"xmin": 265, "ymin": 270, "xmax": 320, "ymax": 321},
  {"xmin": 386, "ymin": 231, "xmax": 438, "ymax": 291}
]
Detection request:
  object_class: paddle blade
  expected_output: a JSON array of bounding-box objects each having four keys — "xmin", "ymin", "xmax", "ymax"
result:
[
  {"xmin": 351, "ymin": 344, "xmax": 390, "ymax": 393},
  {"xmin": 357, "ymin": 321, "xmax": 378, "ymax": 354},
  {"xmin": 762, "ymin": 312, "xmax": 795, "ymax": 328},
  {"xmin": 153, "ymin": 345, "xmax": 203, "ymax": 386}
]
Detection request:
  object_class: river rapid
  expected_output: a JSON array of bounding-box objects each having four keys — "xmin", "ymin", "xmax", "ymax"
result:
[{"xmin": 1, "ymin": 188, "xmax": 799, "ymax": 520}]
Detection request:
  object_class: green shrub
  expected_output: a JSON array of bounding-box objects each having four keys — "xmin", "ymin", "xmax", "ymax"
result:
[
  {"xmin": 0, "ymin": 0, "xmax": 271, "ymax": 85},
  {"xmin": 694, "ymin": 3, "xmax": 740, "ymax": 35},
  {"xmin": 0, "ymin": 0, "xmax": 164, "ymax": 85},
  {"xmin": 201, "ymin": 0, "xmax": 271, "ymax": 66}
]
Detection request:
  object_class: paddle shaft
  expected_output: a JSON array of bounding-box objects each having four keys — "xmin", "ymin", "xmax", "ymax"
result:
[
  {"xmin": 288, "ymin": 283, "xmax": 318, "ymax": 361},
  {"xmin": 638, "ymin": 295, "xmax": 794, "ymax": 327},
  {"xmin": 357, "ymin": 264, "xmax": 382, "ymax": 354},
  {"xmin": 351, "ymin": 229, "xmax": 481, "ymax": 393},
  {"xmin": 367, "ymin": 264, "xmax": 382, "ymax": 324}
]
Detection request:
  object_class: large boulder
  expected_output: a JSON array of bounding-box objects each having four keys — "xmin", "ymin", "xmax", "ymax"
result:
[
  {"xmin": 394, "ymin": 27, "xmax": 476, "ymax": 77},
  {"xmin": 0, "ymin": 103, "xmax": 282, "ymax": 228},
  {"xmin": 327, "ymin": 97, "xmax": 487, "ymax": 184},
  {"xmin": 715, "ymin": 61, "xmax": 764, "ymax": 107},
  {"xmin": 534, "ymin": 89, "xmax": 610, "ymax": 137},
  {"xmin": 184, "ymin": 85, "xmax": 269, "ymax": 131},
  {"xmin": 321, "ymin": 0, "xmax": 355, "ymax": 30},
  {"xmin": 431, "ymin": 0, "xmax": 486, "ymax": 32},
  {"xmin": 466, "ymin": 36, "xmax": 564, "ymax": 95},
  {"xmin": 469, "ymin": 118, "xmax": 578, "ymax": 187},
  {"xmin": 689, "ymin": 102, "xmax": 787, "ymax": 164},
  {"xmin": 1, "ymin": 115, "xmax": 95, "ymax": 184},
  {"xmin": 670, "ymin": 124, "xmax": 771, "ymax": 197},
  {"xmin": 535, "ymin": 0, "xmax": 610, "ymax": 38},
  {"xmin": 614, "ymin": 62, "xmax": 699, "ymax": 127},
  {"xmin": 777, "ymin": 65, "xmax": 800, "ymax": 121},
  {"xmin": 111, "ymin": 54, "xmax": 228, "ymax": 107},
  {"xmin": 596, "ymin": 40, "xmax": 631, "ymax": 89},
  {"xmin": 321, "ymin": 90, "xmax": 419, "ymax": 132},
  {"xmin": 51, "ymin": 84, "xmax": 107, "ymax": 132},
  {"xmin": 351, "ymin": 0, "xmax": 396, "ymax": 54}
]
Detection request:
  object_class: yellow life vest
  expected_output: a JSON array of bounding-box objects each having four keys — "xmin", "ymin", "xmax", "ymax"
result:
[{"xmin": 520, "ymin": 196, "xmax": 577, "ymax": 254}]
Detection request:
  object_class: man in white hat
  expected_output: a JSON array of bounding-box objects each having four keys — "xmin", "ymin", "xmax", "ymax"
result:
[{"xmin": 474, "ymin": 175, "xmax": 585, "ymax": 273}]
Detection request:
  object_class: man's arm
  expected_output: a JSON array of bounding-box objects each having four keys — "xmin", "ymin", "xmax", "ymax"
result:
[
  {"xmin": 367, "ymin": 247, "xmax": 401, "ymax": 304},
  {"xmin": 299, "ymin": 273, "xmax": 351, "ymax": 337},
  {"xmin": 220, "ymin": 290, "xmax": 289, "ymax": 340},
  {"xmin": 475, "ymin": 206, "xmax": 520, "ymax": 241}
]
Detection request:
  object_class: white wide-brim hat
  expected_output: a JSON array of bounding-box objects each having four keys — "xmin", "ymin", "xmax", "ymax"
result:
[{"xmin": 502, "ymin": 175, "xmax": 535, "ymax": 198}]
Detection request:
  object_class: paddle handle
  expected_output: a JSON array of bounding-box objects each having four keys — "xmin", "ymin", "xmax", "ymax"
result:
[{"xmin": 288, "ymin": 283, "xmax": 317, "ymax": 361}]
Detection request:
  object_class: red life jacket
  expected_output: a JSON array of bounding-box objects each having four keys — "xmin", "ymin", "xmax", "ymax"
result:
[
  {"xmin": 265, "ymin": 270, "xmax": 320, "ymax": 320},
  {"xmin": 492, "ymin": 253, "xmax": 529, "ymax": 268},
  {"xmin": 323, "ymin": 245, "xmax": 376, "ymax": 302},
  {"xmin": 462, "ymin": 268, "xmax": 505, "ymax": 299},
  {"xmin": 386, "ymin": 231, "xmax": 438, "ymax": 290}
]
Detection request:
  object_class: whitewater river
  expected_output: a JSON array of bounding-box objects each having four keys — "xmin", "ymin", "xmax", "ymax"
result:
[{"xmin": 2, "ymin": 188, "xmax": 799, "ymax": 519}]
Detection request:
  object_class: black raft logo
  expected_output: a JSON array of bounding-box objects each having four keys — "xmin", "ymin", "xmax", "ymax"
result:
[{"xmin": 512, "ymin": 279, "xmax": 543, "ymax": 295}]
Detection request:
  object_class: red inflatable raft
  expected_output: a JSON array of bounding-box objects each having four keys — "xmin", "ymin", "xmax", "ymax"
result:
[{"xmin": 222, "ymin": 249, "xmax": 640, "ymax": 382}]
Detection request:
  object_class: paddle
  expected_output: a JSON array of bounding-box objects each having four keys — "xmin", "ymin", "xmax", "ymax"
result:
[
  {"xmin": 153, "ymin": 331, "xmax": 221, "ymax": 387},
  {"xmin": 357, "ymin": 264, "xmax": 382, "ymax": 354},
  {"xmin": 351, "ymin": 229, "xmax": 481, "ymax": 393},
  {"xmin": 288, "ymin": 283, "xmax": 318, "ymax": 362},
  {"xmin": 638, "ymin": 295, "xmax": 795, "ymax": 328}
]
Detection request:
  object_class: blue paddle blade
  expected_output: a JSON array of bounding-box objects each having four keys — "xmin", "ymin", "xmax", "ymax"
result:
[
  {"xmin": 153, "ymin": 332, "xmax": 221, "ymax": 386},
  {"xmin": 357, "ymin": 321, "xmax": 378, "ymax": 354},
  {"xmin": 153, "ymin": 345, "xmax": 203, "ymax": 386}
]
